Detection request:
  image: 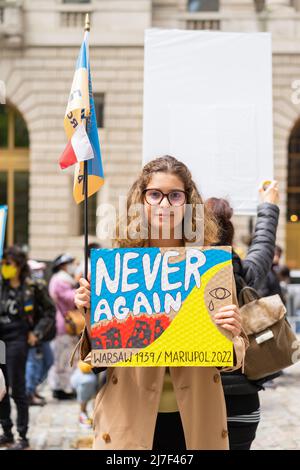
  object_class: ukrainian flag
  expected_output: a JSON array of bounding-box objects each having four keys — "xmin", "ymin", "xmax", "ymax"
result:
[{"xmin": 64, "ymin": 30, "xmax": 104, "ymax": 204}]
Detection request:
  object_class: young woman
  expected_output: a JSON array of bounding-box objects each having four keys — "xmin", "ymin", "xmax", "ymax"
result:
[
  {"xmin": 74, "ymin": 156, "xmax": 247, "ymax": 450},
  {"xmin": 0, "ymin": 246, "xmax": 56, "ymax": 450},
  {"xmin": 206, "ymin": 181, "xmax": 279, "ymax": 450}
]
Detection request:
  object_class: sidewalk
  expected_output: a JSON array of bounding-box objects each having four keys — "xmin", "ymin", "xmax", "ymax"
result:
[
  {"xmin": 27, "ymin": 389, "xmax": 93, "ymax": 450},
  {"xmin": 5, "ymin": 361, "xmax": 300, "ymax": 450},
  {"xmin": 252, "ymin": 361, "xmax": 300, "ymax": 450}
]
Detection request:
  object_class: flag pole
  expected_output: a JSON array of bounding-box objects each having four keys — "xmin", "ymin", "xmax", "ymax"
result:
[{"xmin": 83, "ymin": 13, "xmax": 90, "ymax": 280}]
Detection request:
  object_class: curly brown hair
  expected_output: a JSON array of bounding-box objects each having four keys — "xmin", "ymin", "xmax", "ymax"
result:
[
  {"xmin": 205, "ymin": 197, "xmax": 234, "ymax": 246},
  {"xmin": 115, "ymin": 155, "xmax": 220, "ymax": 248}
]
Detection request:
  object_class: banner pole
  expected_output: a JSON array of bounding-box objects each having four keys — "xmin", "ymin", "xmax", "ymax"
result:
[
  {"xmin": 83, "ymin": 160, "xmax": 89, "ymax": 280},
  {"xmin": 83, "ymin": 13, "xmax": 90, "ymax": 280}
]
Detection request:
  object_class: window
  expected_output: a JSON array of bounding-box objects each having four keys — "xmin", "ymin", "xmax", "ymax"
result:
[
  {"xmin": 0, "ymin": 105, "xmax": 29, "ymax": 149},
  {"xmin": 15, "ymin": 112, "xmax": 29, "ymax": 147},
  {"xmin": 0, "ymin": 106, "xmax": 8, "ymax": 148},
  {"xmin": 0, "ymin": 105, "xmax": 29, "ymax": 247},
  {"xmin": 94, "ymin": 93, "xmax": 105, "ymax": 129},
  {"xmin": 188, "ymin": 0, "xmax": 219, "ymax": 12},
  {"xmin": 286, "ymin": 120, "xmax": 300, "ymax": 267},
  {"xmin": 254, "ymin": 0, "xmax": 265, "ymax": 12},
  {"xmin": 287, "ymin": 124, "xmax": 300, "ymax": 223},
  {"xmin": 62, "ymin": 0, "xmax": 90, "ymax": 3},
  {"xmin": 0, "ymin": 173, "xmax": 7, "ymax": 206},
  {"xmin": 13, "ymin": 172, "xmax": 29, "ymax": 246}
]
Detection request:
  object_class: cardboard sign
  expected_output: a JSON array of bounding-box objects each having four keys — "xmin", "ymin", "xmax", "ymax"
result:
[
  {"xmin": 143, "ymin": 29, "xmax": 273, "ymax": 215},
  {"xmin": 0, "ymin": 206, "xmax": 7, "ymax": 259},
  {"xmin": 90, "ymin": 246, "xmax": 234, "ymax": 367}
]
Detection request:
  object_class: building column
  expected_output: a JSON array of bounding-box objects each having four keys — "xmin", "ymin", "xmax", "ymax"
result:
[
  {"xmin": 220, "ymin": 1, "xmax": 258, "ymax": 32},
  {"xmin": 220, "ymin": 0, "xmax": 255, "ymax": 13},
  {"xmin": 265, "ymin": 0, "xmax": 295, "ymax": 11}
]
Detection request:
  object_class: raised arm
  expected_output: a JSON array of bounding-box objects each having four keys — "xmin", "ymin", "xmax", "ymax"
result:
[{"xmin": 242, "ymin": 181, "xmax": 280, "ymax": 288}]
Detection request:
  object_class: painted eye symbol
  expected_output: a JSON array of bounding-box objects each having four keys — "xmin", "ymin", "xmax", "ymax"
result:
[
  {"xmin": 209, "ymin": 287, "xmax": 231, "ymax": 300},
  {"xmin": 208, "ymin": 288, "xmax": 231, "ymax": 312}
]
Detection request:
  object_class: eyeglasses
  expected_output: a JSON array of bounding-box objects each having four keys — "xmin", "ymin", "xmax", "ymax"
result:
[{"xmin": 143, "ymin": 188, "xmax": 187, "ymax": 207}]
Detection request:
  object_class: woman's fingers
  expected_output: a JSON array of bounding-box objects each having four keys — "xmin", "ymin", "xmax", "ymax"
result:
[
  {"xmin": 76, "ymin": 290, "xmax": 90, "ymax": 301},
  {"xmin": 216, "ymin": 305, "xmax": 241, "ymax": 315},
  {"xmin": 216, "ymin": 318, "xmax": 241, "ymax": 334},
  {"xmin": 217, "ymin": 304, "xmax": 239, "ymax": 313},
  {"xmin": 215, "ymin": 317, "xmax": 241, "ymax": 329},
  {"xmin": 215, "ymin": 313, "xmax": 241, "ymax": 325},
  {"xmin": 219, "ymin": 323, "xmax": 241, "ymax": 337},
  {"xmin": 215, "ymin": 305, "xmax": 242, "ymax": 337},
  {"xmin": 75, "ymin": 280, "xmax": 91, "ymax": 311},
  {"xmin": 76, "ymin": 297, "xmax": 91, "ymax": 311},
  {"xmin": 77, "ymin": 286, "xmax": 90, "ymax": 295},
  {"xmin": 215, "ymin": 309, "xmax": 241, "ymax": 322},
  {"xmin": 76, "ymin": 293, "xmax": 90, "ymax": 303},
  {"xmin": 79, "ymin": 277, "xmax": 90, "ymax": 290},
  {"xmin": 258, "ymin": 179, "xmax": 279, "ymax": 204},
  {"xmin": 215, "ymin": 310, "xmax": 241, "ymax": 318},
  {"xmin": 215, "ymin": 315, "xmax": 240, "ymax": 323}
]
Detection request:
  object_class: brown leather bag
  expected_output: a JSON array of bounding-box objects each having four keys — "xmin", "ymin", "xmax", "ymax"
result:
[
  {"xmin": 239, "ymin": 286, "xmax": 300, "ymax": 380},
  {"xmin": 65, "ymin": 310, "xmax": 85, "ymax": 337}
]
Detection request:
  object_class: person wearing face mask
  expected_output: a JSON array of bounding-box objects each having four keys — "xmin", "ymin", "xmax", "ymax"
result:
[
  {"xmin": 48, "ymin": 254, "xmax": 78, "ymax": 400},
  {"xmin": 0, "ymin": 246, "xmax": 56, "ymax": 450},
  {"xmin": 25, "ymin": 260, "xmax": 55, "ymax": 407}
]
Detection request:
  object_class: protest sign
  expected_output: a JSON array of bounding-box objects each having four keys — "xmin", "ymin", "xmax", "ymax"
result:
[
  {"xmin": 143, "ymin": 29, "xmax": 273, "ymax": 215},
  {"xmin": 0, "ymin": 206, "xmax": 7, "ymax": 259},
  {"xmin": 90, "ymin": 246, "xmax": 234, "ymax": 367}
]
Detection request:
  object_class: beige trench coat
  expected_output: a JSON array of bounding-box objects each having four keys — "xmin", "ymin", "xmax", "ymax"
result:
[{"xmin": 74, "ymin": 310, "xmax": 247, "ymax": 450}]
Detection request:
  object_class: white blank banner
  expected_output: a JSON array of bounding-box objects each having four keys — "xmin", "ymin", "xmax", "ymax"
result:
[{"xmin": 143, "ymin": 29, "xmax": 273, "ymax": 215}]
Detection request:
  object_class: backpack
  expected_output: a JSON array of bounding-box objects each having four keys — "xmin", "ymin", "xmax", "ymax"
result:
[{"xmin": 232, "ymin": 252, "xmax": 283, "ymax": 385}]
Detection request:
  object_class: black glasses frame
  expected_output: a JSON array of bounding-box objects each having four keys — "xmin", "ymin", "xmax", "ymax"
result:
[{"xmin": 142, "ymin": 188, "xmax": 187, "ymax": 207}]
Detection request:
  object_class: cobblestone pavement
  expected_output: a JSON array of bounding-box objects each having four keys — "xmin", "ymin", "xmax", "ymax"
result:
[
  {"xmin": 27, "ymin": 389, "xmax": 93, "ymax": 450},
  {"xmin": 252, "ymin": 361, "xmax": 300, "ymax": 450},
  {"xmin": 3, "ymin": 361, "xmax": 300, "ymax": 450}
]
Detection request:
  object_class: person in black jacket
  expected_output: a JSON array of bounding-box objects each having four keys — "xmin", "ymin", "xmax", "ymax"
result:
[
  {"xmin": 206, "ymin": 180, "xmax": 280, "ymax": 450},
  {"xmin": 258, "ymin": 245, "xmax": 285, "ymax": 302},
  {"xmin": 0, "ymin": 246, "xmax": 56, "ymax": 450},
  {"xmin": 26, "ymin": 260, "xmax": 56, "ymax": 407}
]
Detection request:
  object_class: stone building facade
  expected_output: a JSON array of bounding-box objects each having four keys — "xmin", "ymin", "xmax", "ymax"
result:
[{"xmin": 0, "ymin": 0, "xmax": 300, "ymax": 267}]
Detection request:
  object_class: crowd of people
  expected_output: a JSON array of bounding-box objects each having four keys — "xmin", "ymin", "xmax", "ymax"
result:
[
  {"xmin": 0, "ymin": 155, "xmax": 296, "ymax": 451},
  {"xmin": 0, "ymin": 243, "xmax": 101, "ymax": 450}
]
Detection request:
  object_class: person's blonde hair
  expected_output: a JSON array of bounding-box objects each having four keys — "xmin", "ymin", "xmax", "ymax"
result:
[{"xmin": 115, "ymin": 155, "xmax": 220, "ymax": 248}]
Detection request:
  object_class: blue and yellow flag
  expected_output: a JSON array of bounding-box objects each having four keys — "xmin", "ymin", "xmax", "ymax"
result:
[{"xmin": 63, "ymin": 31, "xmax": 104, "ymax": 204}]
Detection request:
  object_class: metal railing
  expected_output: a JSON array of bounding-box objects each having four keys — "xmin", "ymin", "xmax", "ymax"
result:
[
  {"xmin": 186, "ymin": 18, "xmax": 220, "ymax": 30},
  {"xmin": 60, "ymin": 11, "xmax": 89, "ymax": 28},
  {"xmin": 181, "ymin": 11, "xmax": 221, "ymax": 30},
  {"xmin": 58, "ymin": 2, "xmax": 93, "ymax": 28}
]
